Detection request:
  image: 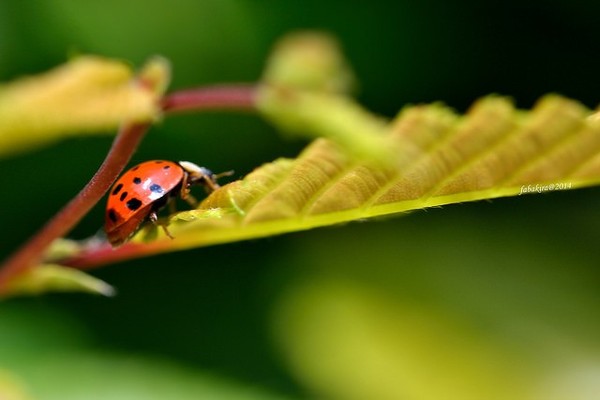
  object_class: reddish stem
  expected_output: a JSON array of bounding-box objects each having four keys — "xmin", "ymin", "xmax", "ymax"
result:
[
  {"xmin": 61, "ymin": 240, "xmax": 171, "ymax": 270},
  {"xmin": 0, "ymin": 84, "xmax": 258, "ymax": 293},
  {"xmin": 161, "ymin": 84, "xmax": 257, "ymax": 113}
]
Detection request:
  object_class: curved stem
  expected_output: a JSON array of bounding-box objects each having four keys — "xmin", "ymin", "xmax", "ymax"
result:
[
  {"xmin": 161, "ymin": 84, "xmax": 257, "ymax": 113},
  {"xmin": 60, "ymin": 240, "xmax": 169, "ymax": 270}
]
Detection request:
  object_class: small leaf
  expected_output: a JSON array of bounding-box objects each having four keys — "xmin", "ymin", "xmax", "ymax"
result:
[
  {"xmin": 0, "ymin": 56, "xmax": 169, "ymax": 157},
  {"xmin": 43, "ymin": 238, "xmax": 86, "ymax": 262},
  {"xmin": 3, "ymin": 264, "xmax": 115, "ymax": 297}
]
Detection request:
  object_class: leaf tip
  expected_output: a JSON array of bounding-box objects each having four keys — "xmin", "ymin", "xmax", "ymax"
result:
[
  {"xmin": 137, "ymin": 55, "xmax": 171, "ymax": 97},
  {"xmin": 2, "ymin": 264, "xmax": 116, "ymax": 298}
]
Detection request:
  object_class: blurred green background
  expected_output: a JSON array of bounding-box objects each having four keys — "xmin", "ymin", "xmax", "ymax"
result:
[{"xmin": 1, "ymin": 1, "xmax": 600, "ymax": 399}]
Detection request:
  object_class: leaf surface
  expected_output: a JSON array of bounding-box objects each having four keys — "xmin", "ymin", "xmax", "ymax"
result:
[
  {"xmin": 176, "ymin": 94, "xmax": 599, "ymax": 237},
  {"xmin": 70, "ymin": 94, "xmax": 599, "ymax": 265}
]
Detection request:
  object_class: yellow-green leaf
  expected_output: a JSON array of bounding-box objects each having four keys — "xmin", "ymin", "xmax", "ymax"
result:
[
  {"xmin": 258, "ymin": 32, "xmax": 394, "ymax": 163},
  {"xmin": 3, "ymin": 264, "xmax": 115, "ymax": 298},
  {"xmin": 108, "ymin": 94, "xmax": 599, "ymax": 259},
  {"xmin": 273, "ymin": 280, "xmax": 534, "ymax": 400},
  {"xmin": 261, "ymin": 31, "xmax": 355, "ymax": 94},
  {"xmin": 0, "ymin": 369, "xmax": 31, "ymax": 400},
  {"xmin": 257, "ymin": 88, "xmax": 396, "ymax": 164},
  {"xmin": 0, "ymin": 56, "xmax": 169, "ymax": 157}
]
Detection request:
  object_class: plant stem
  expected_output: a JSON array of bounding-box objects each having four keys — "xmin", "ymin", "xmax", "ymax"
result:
[
  {"xmin": 161, "ymin": 84, "xmax": 257, "ymax": 113},
  {"xmin": 0, "ymin": 84, "xmax": 258, "ymax": 293},
  {"xmin": 60, "ymin": 241, "xmax": 169, "ymax": 270}
]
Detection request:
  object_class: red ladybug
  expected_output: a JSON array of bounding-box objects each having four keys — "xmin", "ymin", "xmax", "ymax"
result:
[{"xmin": 105, "ymin": 160, "xmax": 224, "ymax": 247}]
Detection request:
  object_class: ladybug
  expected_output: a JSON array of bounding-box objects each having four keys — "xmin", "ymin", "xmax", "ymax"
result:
[{"xmin": 105, "ymin": 160, "xmax": 225, "ymax": 247}]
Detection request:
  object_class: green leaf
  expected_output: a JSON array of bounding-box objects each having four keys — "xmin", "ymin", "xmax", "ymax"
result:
[
  {"xmin": 272, "ymin": 280, "xmax": 534, "ymax": 400},
  {"xmin": 258, "ymin": 31, "xmax": 395, "ymax": 163},
  {"xmin": 257, "ymin": 88, "xmax": 396, "ymax": 163},
  {"xmin": 7, "ymin": 351, "xmax": 292, "ymax": 400},
  {"xmin": 0, "ymin": 369, "xmax": 31, "ymax": 400},
  {"xmin": 268, "ymin": 214, "xmax": 600, "ymax": 400},
  {"xmin": 0, "ymin": 56, "xmax": 169, "ymax": 157},
  {"xmin": 59, "ymin": 93, "xmax": 600, "ymax": 267},
  {"xmin": 261, "ymin": 31, "xmax": 355, "ymax": 94},
  {"xmin": 3, "ymin": 264, "xmax": 115, "ymax": 297},
  {"xmin": 45, "ymin": 34, "xmax": 600, "ymax": 267},
  {"xmin": 111, "ymin": 94, "xmax": 599, "ymax": 256},
  {"xmin": 0, "ymin": 305, "xmax": 293, "ymax": 400}
]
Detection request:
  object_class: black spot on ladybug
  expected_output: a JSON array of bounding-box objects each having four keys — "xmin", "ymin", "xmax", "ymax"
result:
[
  {"xmin": 120, "ymin": 191, "xmax": 128, "ymax": 201},
  {"xmin": 108, "ymin": 209, "xmax": 118, "ymax": 223},
  {"xmin": 163, "ymin": 165, "xmax": 170, "ymax": 170},
  {"xmin": 132, "ymin": 166, "xmax": 139, "ymax": 171},
  {"xmin": 133, "ymin": 177, "xmax": 142, "ymax": 184},
  {"xmin": 112, "ymin": 183, "xmax": 123, "ymax": 195},
  {"xmin": 126, "ymin": 198, "xmax": 143, "ymax": 211},
  {"xmin": 149, "ymin": 184, "xmax": 163, "ymax": 193}
]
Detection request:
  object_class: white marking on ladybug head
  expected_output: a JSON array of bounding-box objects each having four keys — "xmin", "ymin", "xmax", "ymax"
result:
[
  {"xmin": 178, "ymin": 161, "xmax": 204, "ymax": 176},
  {"xmin": 178, "ymin": 161, "xmax": 217, "ymax": 187}
]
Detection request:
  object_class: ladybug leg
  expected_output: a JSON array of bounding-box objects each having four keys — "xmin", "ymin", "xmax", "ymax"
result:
[
  {"xmin": 201, "ymin": 174, "xmax": 220, "ymax": 192},
  {"xmin": 179, "ymin": 173, "xmax": 199, "ymax": 207},
  {"xmin": 149, "ymin": 211, "xmax": 174, "ymax": 240},
  {"xmin": 168, "ymin": 199, "xmax": 178, "ymax": 214},
  {"xmin": 202, "ymin": 169, "xmax": 235, "ymax": 192},
  {"xmin": 183, "ymin": 194, "xmax": 198, "ymax": 207}
]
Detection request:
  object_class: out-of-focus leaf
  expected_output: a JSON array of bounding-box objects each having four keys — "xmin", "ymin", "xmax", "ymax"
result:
[
  {"xmin": 272, "ymin": 280, "xmax": 535, "ymax": 400},
  {"xmin": 268, "ymin": 214, "xmax": 600, "ymax": 400},
  {"xmin": 43, "ymin": 238, "xmax": 86, "ymax": 262},
  {"xmin": 15, "ymin": 351, "xmax": 292, "ymax": 400},
  {"xmin": 0, "ymin": 304, "xmax": 293, "ymax": 400},
  {"xmin": 261, "ymin": 31, "xmax": 355, "ymax": 94},
  {"xmin": 0, "ymin": 369, "xmax": 31, "ymax": 400},
  {"xmin": 258, "ymin": 32, "xmax": 394, "ymax": 163},
  {"xmin": 0, "ymin": 56, "xmax": 169, "ymax": 157},
  {"xmin": 3, "ymin": 264, "xmax": 115, "ymax": 297},
  {"xmin": 257, "ymin": 88, "xmax": 396, "ymax": 163}
]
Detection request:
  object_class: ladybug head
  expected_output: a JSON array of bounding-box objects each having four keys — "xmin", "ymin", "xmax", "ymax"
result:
[
  {"xmin": 178, "ymin": 161, "xmax": 233, "ymax": 192},
  {"xmin": 178, "ymin": 160, "xmax": 217, "ymax": 187}
]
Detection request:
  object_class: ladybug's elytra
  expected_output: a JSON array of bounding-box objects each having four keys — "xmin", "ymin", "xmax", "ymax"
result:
[{"xmin": 105, "ymin": 160, "xmax": 225, "ymax": 247}]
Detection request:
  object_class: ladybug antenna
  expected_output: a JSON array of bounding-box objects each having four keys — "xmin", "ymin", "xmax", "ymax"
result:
[{"xmin": 215, "ymin": 170, "xmax": 235, "ymax": 179}]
